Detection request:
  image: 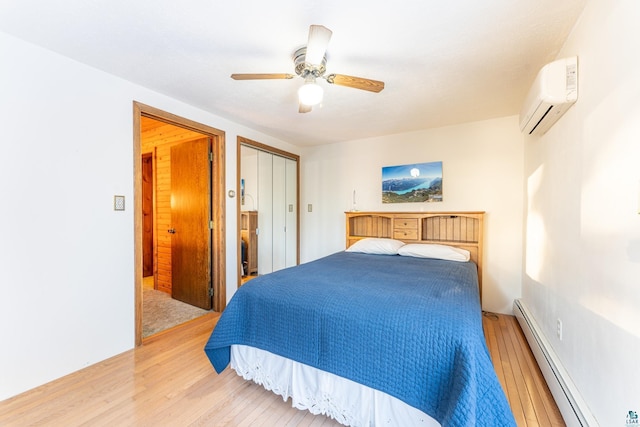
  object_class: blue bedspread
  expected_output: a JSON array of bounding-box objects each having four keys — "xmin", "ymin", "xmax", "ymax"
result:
[{"xmin": 204, "ymin": 252, "xmax": 515, "ymax": 426}]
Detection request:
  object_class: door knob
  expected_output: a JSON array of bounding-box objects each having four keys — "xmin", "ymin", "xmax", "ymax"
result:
[{"xmin": 168, "ymin": 228, "xmax": 176, "ymax": 234}]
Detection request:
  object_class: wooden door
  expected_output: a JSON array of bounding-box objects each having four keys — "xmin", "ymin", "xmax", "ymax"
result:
[
  {"xmin": 170, "ymin": 138, "xmax": 212, "ymax": 310},
  {"xmin": 141, "ymin": 153, "xmax": 154, "ymax": 277}
]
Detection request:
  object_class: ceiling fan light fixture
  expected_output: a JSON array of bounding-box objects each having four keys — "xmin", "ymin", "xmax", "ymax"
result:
[
  {"xmin": 298, "ymin": 79, "xmax": 323, "ymax": 106},
  {"xmin": 230, "ymin": 25, "xmax": 384, "ymax": 112}
]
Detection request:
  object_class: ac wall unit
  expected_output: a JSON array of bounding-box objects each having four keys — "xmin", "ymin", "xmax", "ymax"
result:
[{"xmin": 519, "ymin": 56, "xmax": 578, "ymax": 135}]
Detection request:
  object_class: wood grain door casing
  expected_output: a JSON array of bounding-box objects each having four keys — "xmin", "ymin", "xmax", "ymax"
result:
[{"xmin": 170, "ymin": 138, "xmax": 212, "ymax": 310}]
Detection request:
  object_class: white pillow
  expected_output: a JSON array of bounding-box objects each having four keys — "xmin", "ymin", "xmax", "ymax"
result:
[
  {"xmin": 346, "ymin": 238, "xmax": 406, "ymax": 255},
  {"xmin": 398, "ymin": 243, "xmax": 470, "ymax": 262}
]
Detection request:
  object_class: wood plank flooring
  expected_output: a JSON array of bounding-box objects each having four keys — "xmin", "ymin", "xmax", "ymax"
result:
[
  {"xmin": 483, "ymin": 312, "xmax": 565, "ymax": 426},
  {"xmin": 0, "ymin": 312, "xmax": 564, "ymax": 426}
]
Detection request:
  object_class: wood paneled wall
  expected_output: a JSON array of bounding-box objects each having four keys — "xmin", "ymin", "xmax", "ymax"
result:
[{"xmin": 141, "ymin": 117, "xmax": 207, "ymax": 294}]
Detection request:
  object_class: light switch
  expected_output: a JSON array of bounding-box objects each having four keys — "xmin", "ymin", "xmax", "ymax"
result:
[
  {"xmin": 308, "ymin": 204, "xmax": 313, "ymax": 212},
  {"xmin": 114, "ymin": 195, "xmax": 125, "ymax": 211}
]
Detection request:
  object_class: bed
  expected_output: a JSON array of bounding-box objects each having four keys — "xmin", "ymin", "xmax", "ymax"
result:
[{"xmin": 204, "ymin": 212, "xmax": 515, "ymax": 426}]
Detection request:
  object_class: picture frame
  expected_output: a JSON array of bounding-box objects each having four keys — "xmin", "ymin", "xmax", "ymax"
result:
[{"xmin": 382, "ymin": 161, "xmax": 443, "ymax": 203}]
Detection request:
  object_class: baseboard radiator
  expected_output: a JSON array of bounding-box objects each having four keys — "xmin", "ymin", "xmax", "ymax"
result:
[{"xmin": 513, "ymin": 299, "xmax": 598, "ymax": 426}]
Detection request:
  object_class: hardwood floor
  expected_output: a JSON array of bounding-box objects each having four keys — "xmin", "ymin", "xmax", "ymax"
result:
[
  {"xmin": 0, "ymin": 312, "xmax": 564, "ymax": 426},
  {"xmin": 483, "ymin": 312, "xmax": 565, "ymax": 426}
]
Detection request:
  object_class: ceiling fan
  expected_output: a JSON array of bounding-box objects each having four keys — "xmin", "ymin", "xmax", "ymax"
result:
[{"xmin": 231, "ymin": 25, "xmax": 385, "ymax": 113}]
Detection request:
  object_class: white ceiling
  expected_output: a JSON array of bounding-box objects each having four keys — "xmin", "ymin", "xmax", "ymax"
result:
[{"xmin": 0, "ymin": 0, "xmax": 586, "ymax": 146}]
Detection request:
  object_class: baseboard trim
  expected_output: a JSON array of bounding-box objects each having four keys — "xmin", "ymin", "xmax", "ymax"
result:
[{"xmin": 513, "ymin": 299, "xmax": 598, "ymax": 427}]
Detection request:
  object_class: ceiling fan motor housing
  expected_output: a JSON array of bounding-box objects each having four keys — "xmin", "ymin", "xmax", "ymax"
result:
[{"xmin": 293, "ymin": 47, "xmax": 326, "ymax": 79}]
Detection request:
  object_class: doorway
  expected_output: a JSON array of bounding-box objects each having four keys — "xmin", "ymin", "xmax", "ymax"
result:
[{"xmin": 133, "ymin": 102, "xmax": 226, "ymax": 346}]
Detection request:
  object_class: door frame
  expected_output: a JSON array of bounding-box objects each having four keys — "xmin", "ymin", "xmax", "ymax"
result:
[
  {"xmin": 133, "ymin": 102, "xmax": 226, "ymax": 346},
  {"xmin": 236, "ymin": 136, "xmax": 300, "ymax": 288}
]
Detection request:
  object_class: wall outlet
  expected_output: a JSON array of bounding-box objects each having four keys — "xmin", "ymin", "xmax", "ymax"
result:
[{"xmin": 557, "ymin": 318, "xmax": 563, "ymax": 340}]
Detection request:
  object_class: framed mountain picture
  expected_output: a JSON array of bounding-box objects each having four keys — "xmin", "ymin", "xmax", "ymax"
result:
[{"xmin": 382, "ymin": 161, "xmax": 443, "ymax": 203}]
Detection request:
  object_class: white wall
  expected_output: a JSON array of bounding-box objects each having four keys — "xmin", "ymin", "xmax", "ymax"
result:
[
  {"xmin": 9, "ymin": 7, "xmax": 637, "ymax": 422},
  {"xmin": 0, "ymin": 31, "xmax": 300, "ymax": 400},
  {"xmin": 522, "ymin": 1, "xmax": 640, "ymax": 424},
  {"xmin": 300, "ymin": 116, "xmax": 524, "ymax": 314}
]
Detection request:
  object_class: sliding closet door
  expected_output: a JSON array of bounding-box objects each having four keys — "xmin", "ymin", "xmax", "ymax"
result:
[
  {"xmin": 285, "ymin": 158, "xmax": 297, "ymax": 268},
  {"xmin": 239, "ymin": 137, "xmax": 299, "ymax": 282},
  {"xmin": 272, "ymin": 155, "xmax": 287, "ymax": 272},
  {"xmin": 257, "ymin": 150, "xmax": 274, "ymax": 275}
]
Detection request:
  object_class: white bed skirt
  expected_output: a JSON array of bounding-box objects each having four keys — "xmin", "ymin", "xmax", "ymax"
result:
[{"xmin": 230, "ymin": 344, "xmax": 440, "ymax": 427}]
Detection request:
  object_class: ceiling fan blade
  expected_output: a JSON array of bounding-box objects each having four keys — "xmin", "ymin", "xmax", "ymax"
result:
[
  {"xmin": 325, "ymin": 74, "xmax": 385, "ymax": 93},
  {"xmin": 298, "ymin": 103, "xmax": 312, "ymax": 113},
  {"xmin": 305, "ymin": 25, "xmax": 332, "ymax": 65},
  {"xmin": 230, "ymin": 73, "xmax": 295, "ymax": 80}
]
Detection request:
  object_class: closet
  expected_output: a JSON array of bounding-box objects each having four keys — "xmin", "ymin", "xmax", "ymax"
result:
[
  {"xmin": 239, "ymin": 139, "xmax": 299, "ymax": 277},
  {"xmin": 240, "ymin": 211, "xmax": 258, "ymax": 275}
]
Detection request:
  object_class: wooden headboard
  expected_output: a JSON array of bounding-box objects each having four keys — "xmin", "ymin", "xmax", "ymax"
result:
[{"xmin": 345, "ymin": 211, "xmax": 485, "ymax": 299}]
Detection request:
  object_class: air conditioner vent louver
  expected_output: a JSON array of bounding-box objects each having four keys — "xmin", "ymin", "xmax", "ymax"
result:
[{"xmin": 527, "ymin": 105, "xmax": 553, "ymax": 135}]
